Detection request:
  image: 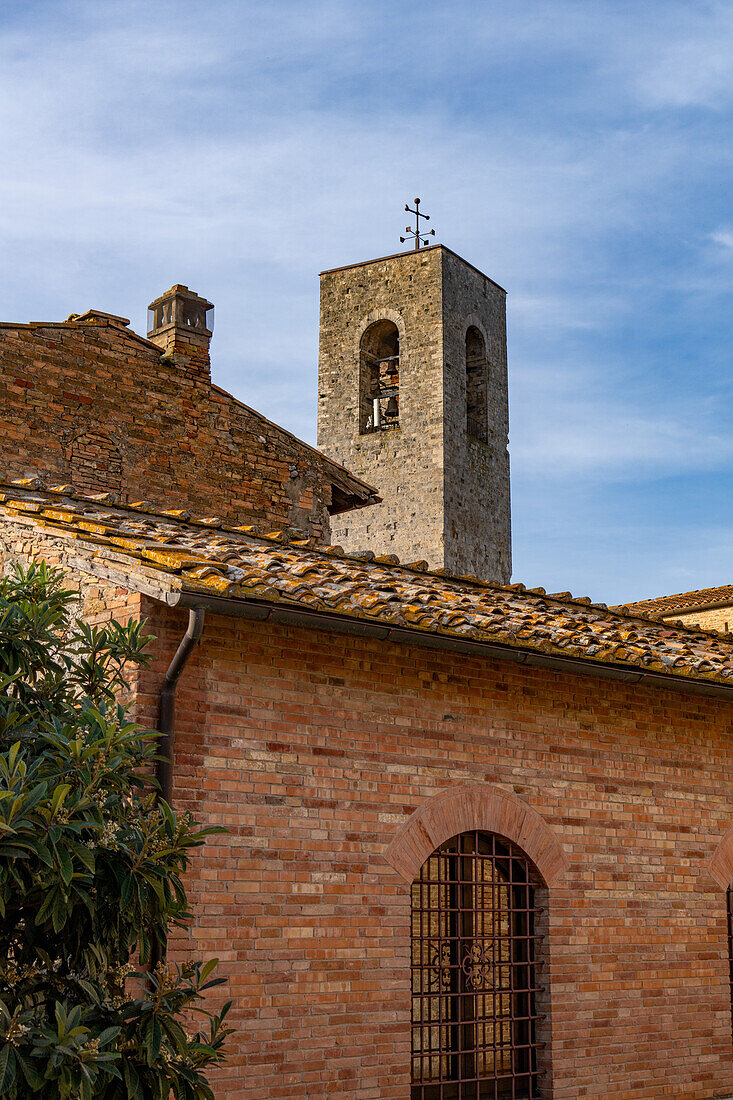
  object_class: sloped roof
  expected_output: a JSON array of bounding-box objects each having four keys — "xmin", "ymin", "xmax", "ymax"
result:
[
  {"xmin": 0, "ymin": 312, "xmax": 378, "ymax": 516},
  {"xmin": 2, "ymin": 478, "xmax": 733, "ymax": 693},
  {"xmin": 616, "ymin": 586, "xmax": 733, "ymax": 620}
]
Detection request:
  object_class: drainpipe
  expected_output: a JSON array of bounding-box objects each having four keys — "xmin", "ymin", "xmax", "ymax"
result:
[
  {"xmin": 150, "ymin": 607, "xmax": 205, "ymax": 977},
  {"xmin": 156, "ymin": 607, "xmax": 206, "ymax": 804}
]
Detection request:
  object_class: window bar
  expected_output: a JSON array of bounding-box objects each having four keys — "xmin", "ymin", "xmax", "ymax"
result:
[{"xmin": 411, "ymin": 831, "xmax": 543, "ymax": 1099}]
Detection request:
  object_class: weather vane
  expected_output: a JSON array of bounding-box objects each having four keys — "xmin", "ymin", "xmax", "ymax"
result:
[{"xmin": 400, "ymin": 197, "xmax": 436, "ymax": 250}]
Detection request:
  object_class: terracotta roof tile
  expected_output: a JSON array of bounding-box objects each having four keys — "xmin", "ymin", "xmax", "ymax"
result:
[
  {"xmin": 616, "ymin": 586, "xmax": 733, "ymax": 618},
  {"xmin": 2, "ymin": 478, "xmax": 733, "ymax": 689}
]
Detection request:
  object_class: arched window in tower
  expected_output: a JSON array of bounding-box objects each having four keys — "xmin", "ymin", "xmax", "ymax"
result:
[
  {"xmin": 466, "ymin": 326, "xmax": 488, "ymax": 443},
  {"xmin": 360, "ymin": 320, "xmax": 400, "ymax": 433},
  {"xmin": 411, "ymin": 830, "xmax": 544, "ymax": 1098}
]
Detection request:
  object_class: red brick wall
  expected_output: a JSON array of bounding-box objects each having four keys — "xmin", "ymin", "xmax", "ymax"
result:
[
  {"xmin": 0, "ymin": 317, "xmax": 348, "ymax": 539},
  {"xmin": 136, "ymin": 605, "xmax": 733, "ymax": 1100}
]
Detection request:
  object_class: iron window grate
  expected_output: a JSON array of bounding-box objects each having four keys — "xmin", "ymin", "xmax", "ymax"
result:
[{"xmin": 411, "ymin": 830, "xmax": 543, "ymax": 1099}]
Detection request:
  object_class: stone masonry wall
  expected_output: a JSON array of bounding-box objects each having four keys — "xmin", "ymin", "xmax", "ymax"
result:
[
  {"xmin": 129, "ymin": 605, "xmax": 733, "ymax": 1100},
  {"xmin": 668, "ymin": 606, "xmax": 733, "ymax": 634},
  {"xmin": 0, "ymin": 315, "xmax": 357, "ymax": 541},
  {"xmin": 441, "ymin": 248, "xmax": 511, "ymax": 581},
  {"xmin": 318, "ymin": 248, "xmax": 446, "ymax": 566},
  {"xmin": 317, "ymin": 246, "xmax": 511, "ymax": 581}
]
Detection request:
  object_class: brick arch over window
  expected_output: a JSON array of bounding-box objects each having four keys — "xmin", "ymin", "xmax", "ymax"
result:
[
  {"xmin": 709, "ymin": 824, "xmax": 733, "ymax": 889},
  {"xmin": 384, "ymin": 783, "xmax": 569, "ymax": 887}
]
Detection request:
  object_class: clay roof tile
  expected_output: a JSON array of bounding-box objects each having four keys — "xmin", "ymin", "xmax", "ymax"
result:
[{"xmin": 3, "ymin": 478, "xmax": 733, "ymax": 690}]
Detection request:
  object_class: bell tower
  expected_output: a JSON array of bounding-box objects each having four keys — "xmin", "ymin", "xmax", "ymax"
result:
[{"xmin": 317, "ymin": 243, "xmax": 511, "ymax": 582}]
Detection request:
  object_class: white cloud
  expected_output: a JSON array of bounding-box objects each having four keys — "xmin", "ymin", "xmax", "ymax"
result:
[
  {"xmin": 710, "ymin": 229, "xmax": 733, "ymax": 249},
  {"xmin": 3, "ymin": 0, "xmax": 733, "ymax": 597},
  {"xmin": 626, "ymin": 4, "xmax": 733, "ymax": 109},
  {"xmin": 512, "ymin": 400, "xmax": 733, "ymax": 480}
]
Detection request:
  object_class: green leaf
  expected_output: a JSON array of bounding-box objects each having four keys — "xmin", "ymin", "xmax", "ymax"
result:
[
  {"xmin": 0, "ymin": 1046, "xmax": 15, "ymax": 1093},
  {"xmin": 145, "ymin": 1017, "xmax": 162, "ymax": 1065},
  {"xmin": 122, "ymin": 1059, "xmax": 140, "ymax": 1095},
  {"xmin": 18, "ymin": 1052, "xmax": 45, "ymax": 1090},
  {"xmin": 57, "ymin": 844, "xmax": 73, "ymax": 886},
  {"xmin": 51, "ymin": 888, "xmax": 69, "ymax": 933},
  {"xmin": 96, "ymin": 1026, "xmax": 120, "ymax": 1048},
  {"xmin": 34, "ymin": 885, "xmax": 57, "ymax": 926},
  {"xmin": 33, "ymin": 840, "xmax": 54, "ymax": 868},
  {"xmin": 198, "ymin": 959, "xmax": 218, "ymax": 985},
  {"xmin": 50, "ymin": 783, "xmax": 71, "ymax": 816},
  {"xmin": 70, "ymin": 841, "xmax": 95, "ymax": 874},
  {"xmin": 0, "ymin": 565, "xmax": 230, "ymax": 1098}
]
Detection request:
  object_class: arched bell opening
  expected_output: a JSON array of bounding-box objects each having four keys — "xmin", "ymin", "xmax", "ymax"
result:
[
  {"xmin": 466, "ymin": 326, "xmax": 488, "ymax": 444},
  {"xmin": 360, "ymin": 319, "xmax": 400, "ymax": 433}
]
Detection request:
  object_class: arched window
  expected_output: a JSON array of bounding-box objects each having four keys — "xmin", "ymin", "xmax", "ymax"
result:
[
  {"xmin": 360, "ymin": 320, "xmax": 399, "ymax": 433},
  {"xmin": 466, "ymin": 326, "xmax": 488, "ymax": 443},
  {"xmin": 411, "ymin": 830, "xmax": 542, "ymax": 1098}
]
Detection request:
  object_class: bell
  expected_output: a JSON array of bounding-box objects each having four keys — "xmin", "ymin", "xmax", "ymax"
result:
[{"xmin": 385, "ymin": 395, "xmax": 399, "ymax": 419}]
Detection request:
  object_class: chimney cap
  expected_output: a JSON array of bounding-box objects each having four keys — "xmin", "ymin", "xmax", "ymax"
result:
[
  {"xmin": 147, "ymin": 284, "xmax": 214, "ymax": 344},
  {"xmin": 147, "ymin": 284, "xmax": 213, "ymax": 312}
]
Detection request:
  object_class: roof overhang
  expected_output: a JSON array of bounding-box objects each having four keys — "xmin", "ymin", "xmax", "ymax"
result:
[{"xmin": 169, "ymin": 588, "xmax": 733, "ymax": 702}]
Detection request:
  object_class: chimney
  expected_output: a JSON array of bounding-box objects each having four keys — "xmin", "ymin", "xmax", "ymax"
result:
[{"xmin": 147, "ymin": 285, "xmax": 214, "ymax": 379}]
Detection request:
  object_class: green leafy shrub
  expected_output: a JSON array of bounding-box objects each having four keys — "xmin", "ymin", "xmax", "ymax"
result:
[{"xmin": 0, "ymin": 563, "xmax": 231, "ymax": 1098}]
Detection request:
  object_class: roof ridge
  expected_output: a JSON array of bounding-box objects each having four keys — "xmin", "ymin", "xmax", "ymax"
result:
[
  {"xmin": 618, "ymin": 583, "xmax": 733, "ymax": 610},
  {"xmin": 0, "ymin": 324, "xmax": 377, "ymax": 504}
]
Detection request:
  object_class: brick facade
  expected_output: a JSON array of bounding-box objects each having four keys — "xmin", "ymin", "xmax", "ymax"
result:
[
  {"xmin": 127, "ymin": 605, "xmax": 733, "ymax": 1100},
  {"xmin": 3, "ymin": 254, "xmax": 733, "ymax": 1100},
  {"xmin": 0, "ymin": 305, "xmax": 375, "ymax": 541}
]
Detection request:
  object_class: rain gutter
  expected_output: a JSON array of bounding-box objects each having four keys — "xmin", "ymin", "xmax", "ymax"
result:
[{"xmin": 165, "ymin": 591, "xmax": 733, "ymax": 703}]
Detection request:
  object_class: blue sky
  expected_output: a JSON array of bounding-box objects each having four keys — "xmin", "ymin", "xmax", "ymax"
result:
[{"xmin": 2, "ymin": 0, "xmax": 733, "ymax": 604}]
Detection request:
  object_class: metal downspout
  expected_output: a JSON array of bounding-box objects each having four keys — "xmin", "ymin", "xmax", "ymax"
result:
[
  {"xmin": 156, "ymin": 607, "xmax": 206, "ymax": 803},
  {"xmin": 151, "ymin": 607, "xmax": 205, "ymax": 975}
]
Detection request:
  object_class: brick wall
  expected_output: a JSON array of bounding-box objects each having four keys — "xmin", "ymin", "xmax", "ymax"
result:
[
  {"xmin": 0, "ymin": 314, "xmax": 368, "ymax": 540},
  {"xmin": 131, "ymin": 606, "xmax": 733, "ymax": 1100}
]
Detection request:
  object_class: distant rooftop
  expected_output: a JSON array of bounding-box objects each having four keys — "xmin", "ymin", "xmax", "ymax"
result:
[{"xmin": 616, "ymin": 585, "xmax": 733, "ymax": 619}]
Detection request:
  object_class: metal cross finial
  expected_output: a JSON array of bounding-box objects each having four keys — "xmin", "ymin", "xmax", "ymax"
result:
[{"xmin": 400, "ymin": 197, "xmax": 436, "ymax": 251}]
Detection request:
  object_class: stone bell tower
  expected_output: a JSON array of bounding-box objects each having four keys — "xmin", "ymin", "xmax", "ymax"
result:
[{"xmin": 317, "ymin": 243, "xmax": 511, "ymax": 582}]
